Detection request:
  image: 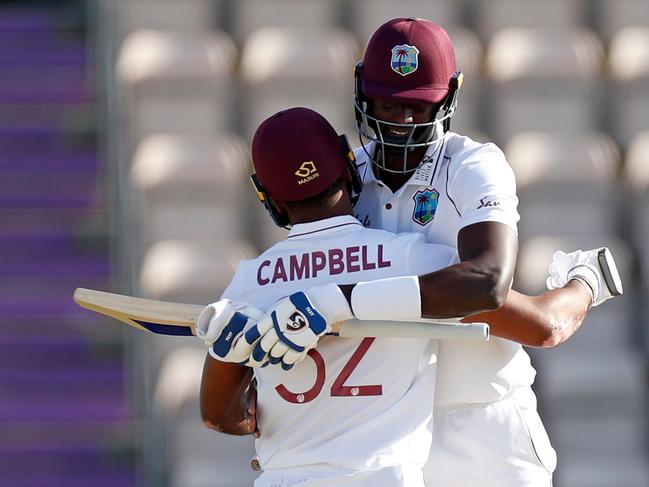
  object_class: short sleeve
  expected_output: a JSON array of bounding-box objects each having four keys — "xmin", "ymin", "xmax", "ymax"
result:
[
  {"xmin": 400, "ymin": 233, "xmax": 458, "ymax": 275},
  {"xmin": 220, "ymin": 262, "xmax": 246, "ymax": 301},
  {"xmin": 447, "ymin": 143, "xmax": 520, "ymax": 233}
]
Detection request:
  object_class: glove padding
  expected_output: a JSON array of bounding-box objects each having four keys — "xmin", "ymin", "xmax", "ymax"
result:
[
  {"xmin": 247, "ymin": 283, "xmax": 353, "ymax": 369},
  {"xmin": 546, "ymin": 247, "xmax": 623, "ymax": 307},
  {"xmin": 196, "ymin": 299, "xmax": 264, "ymax": 363}
]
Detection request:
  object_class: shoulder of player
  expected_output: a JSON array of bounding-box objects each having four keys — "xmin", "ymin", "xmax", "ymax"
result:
[
  {"xmin": 353, "ymin": 145, "xmax": 372, "ymax": 174},
  {"xmin": 443, "ymin": 132, "xmax": 513, "ymax": 187},
  {"xmin": 257, "ymin": 226, "xmax": 419, "ymax": 255},
  {"xmin": 381, "ymin": 230, "xmax": 451, "ymax": 255},
  {"xmin": 353, "ymin": 145, "xmax": 367, "ymax": 160},
  {"xmin": 385, "ymin": 232, "xmax": 458, "ymax": 271},
  {"xmin": 444, "ymin": 132, "xmax": 506, "ymax": 166}
]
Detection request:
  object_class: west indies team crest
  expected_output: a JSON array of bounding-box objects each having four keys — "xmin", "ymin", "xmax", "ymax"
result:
[
  {"xmin": 412, "ymin": 188, "xmax": 439, "ymax": 226},
  {"xmin": 391, "ymin": 44, "xmax": 419, "ymax": 76}
]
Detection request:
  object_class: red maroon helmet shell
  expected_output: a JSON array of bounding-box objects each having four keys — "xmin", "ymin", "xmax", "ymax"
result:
[
  {"xmin": 362, "ymin": 17, "xmax": 456, "ymax": 104},
  {"xmin": 252, "ymin": 107, "xmax": 347, "ymax": 202}
]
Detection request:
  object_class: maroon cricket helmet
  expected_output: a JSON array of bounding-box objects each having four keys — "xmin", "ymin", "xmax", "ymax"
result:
[
  {"xmin": 362, "ymin": 17, "xmax": 457, "ymax": 104},
  {"xmin": 251, "ymin": 107, "xmax": 349, "ymax": 202}
]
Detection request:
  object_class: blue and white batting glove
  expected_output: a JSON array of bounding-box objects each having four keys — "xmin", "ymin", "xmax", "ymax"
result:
[
  {"xmin": 196, "ymin": 299, "xmax": 264, "ymax": 363},
  {"xmin": 247, "ymin": 283, "xmax": 353, "ymax": 369},
  {"xmin": 546, "ymin": 247, "xmax": 623, "ymax": 307}
]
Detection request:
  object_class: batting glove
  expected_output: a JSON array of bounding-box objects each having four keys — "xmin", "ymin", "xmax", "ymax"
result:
[
  {"xmin": 247, "ymin": 283, "xmax": 353, "ymax": 369},
  {"xmin": 196, "ymin": 299, "xmax": 264, "ymax": 363},
  {"xmin": 546, "ymin": 247, "xmax": 623, "ymax": 307}
]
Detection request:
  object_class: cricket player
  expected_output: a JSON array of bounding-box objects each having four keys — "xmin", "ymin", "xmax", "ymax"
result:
[
  {"xmin": 206, "ymin": 18, "xmax": 623, "ymax": 487},
  {"xmin": 200, "ymin": 106, "xmax": 462, "ymax": 486}
]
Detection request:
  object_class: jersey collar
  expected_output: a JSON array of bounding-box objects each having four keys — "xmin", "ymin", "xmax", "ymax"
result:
[
  {"xmin": 287, "ymin": 215, "xmax": 364, "ymax": 240},
  {"xmin": 358, "ymin": 135, "xmax": 448, "ymax": 190}
]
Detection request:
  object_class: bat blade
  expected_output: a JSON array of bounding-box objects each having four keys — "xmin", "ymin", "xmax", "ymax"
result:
[
  {"xmin": 73, "ymin": 288, "xmax": 201, "ymax": 336},
  {"xmin": 73, "ymin": 288, "xmax": 490, "ymax": 341}
]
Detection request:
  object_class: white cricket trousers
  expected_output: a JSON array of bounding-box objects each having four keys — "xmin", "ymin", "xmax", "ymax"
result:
[
  {"xmin": 255, "ymin": 464, "xmax": 425, "ymax": 486},
  {"xmin": 424, "ymin": 387, "xmax": 556, "ymax": 487}
]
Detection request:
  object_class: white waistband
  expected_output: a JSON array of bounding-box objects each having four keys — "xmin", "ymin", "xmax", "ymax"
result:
[
  {"xmin": 256, "ymin": 465, "xmax": 357, "ymax": 485},
  {"xmin": 434, "ymin": 385, "xmax": 538, "ymax": 417}
]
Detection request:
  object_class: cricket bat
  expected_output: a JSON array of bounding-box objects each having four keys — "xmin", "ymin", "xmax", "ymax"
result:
[{"xmin": 73, "ymin": 288, "xmax": 490, "ymax": 341}]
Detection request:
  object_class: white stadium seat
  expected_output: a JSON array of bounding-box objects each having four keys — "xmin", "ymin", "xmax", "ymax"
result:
[
  {"xmin": 596, "ymin": 0, "xmax": 649, "ymax": 42},
  {"xmin": 118, "ymin": 0, "xmax": 219, "ymax": 35},
  {"xmin": 609, "ymin": 27, "xmax": 649, "ymax": 145},
  {"xmin": 349, "ymin": 0, "xmax": 459, "ymax": 49},
  {"xmin": 131, "ymin": 134, "xmax": 253, "ymax": 246},
  {"xmin": 139, "ymin": 239, "xmax": 257, "ymax": 303},
  {"xmin": 505, "ymin": 132, "xmax": 620, "ymax": 240},
  {"xmin": 623, "ymin": 131, "xmax": 649, "ymax": 296},
  {"xmin": 231, "ymin": 0, "xmax": 341, "ymax": 43},
  {"xmin": 624, "ymin": 131, "xmax": 649, "ymax": 193},
  {"xmin": 485, "ymin": 28, "xmax": 604, "ymax": 142},
  {"xmin": 506, "ymin": 132, "xmax": 619, "ymax": 190},
  {"xmin": 239, "ymin": 27, "xmax": 359, "ymax": 139},
  {"xmin": 472, "ymin": 0, "xmax": 585, "ymax": 41},
  {"xmin": 118, "ymin": 30, "xmax": 237, "ymax": 137}
]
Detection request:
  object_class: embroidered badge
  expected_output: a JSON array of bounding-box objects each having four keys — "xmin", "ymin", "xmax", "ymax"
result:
[
  {"xmin": 412, "ymin": 189, "xmax": 439, "ymax": 226},
  {"xmin": 391, "ymin": 44, "xmax": 419, "ymax": 76}
]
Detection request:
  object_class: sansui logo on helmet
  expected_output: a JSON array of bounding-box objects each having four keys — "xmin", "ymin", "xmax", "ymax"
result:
[{"xmin": 391, "ymin": 44, "xmax": 419, "ymax": 76}]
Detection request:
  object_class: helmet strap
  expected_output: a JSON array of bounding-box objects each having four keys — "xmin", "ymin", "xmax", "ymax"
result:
[{"xmin": 250, "ymin": 174, "xmax": 290, "ymax": 229}]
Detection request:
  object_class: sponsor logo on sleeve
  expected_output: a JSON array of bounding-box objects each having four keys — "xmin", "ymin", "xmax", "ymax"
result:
[{"xmin": 477, "ymin": 197, "xmax": 501, "ymax": 209}]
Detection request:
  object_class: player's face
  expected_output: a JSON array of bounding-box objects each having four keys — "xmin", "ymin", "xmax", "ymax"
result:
[
  {"xmin": 368, "ymin": 97, "xmax": 437, "ymax": 175},
  {"xmin": 371, "ymin": 98, "xmax": 436, "ymax": 129}
]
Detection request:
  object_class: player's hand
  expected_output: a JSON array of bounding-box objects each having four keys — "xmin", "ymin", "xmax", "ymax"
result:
[
  {"xmin": 196, "ymin": 299, "xmax": 264, "ymax": 363},
  {"xmin": 246, "ymin": 283, "xmax": 353, "ymax": 369},
  {"xmin": 546, "ymin": 247, "xmax": 623, "ymax": 307},
  {"xmin": 243, "ymin": 379, "xmax": 261, "ymax": 438}
]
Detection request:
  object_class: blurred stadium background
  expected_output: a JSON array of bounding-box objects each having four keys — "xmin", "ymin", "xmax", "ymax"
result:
[{"xmin": 2, "ymin": 0, "xmax": 648, "ymax": 485}]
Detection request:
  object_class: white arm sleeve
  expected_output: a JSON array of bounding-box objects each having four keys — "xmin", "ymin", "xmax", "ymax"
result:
[
  {"xmin": 405, "ymin": 236, "xmax": 458, "ymax": 275},
  {"xmin": 350, "ymin": 234, "xmax": 459, "ymax": 321}
]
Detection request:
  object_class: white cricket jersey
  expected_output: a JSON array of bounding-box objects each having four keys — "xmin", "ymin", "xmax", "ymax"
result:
[
  {"xmin": 221, "ymin": 215, "xmax": 457, "ymax": 478},
  {"xmin": 353, "ymin": 134, "xmax": 536, "ymax": 407}
]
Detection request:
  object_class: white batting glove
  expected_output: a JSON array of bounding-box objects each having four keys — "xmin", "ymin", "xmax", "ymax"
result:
[
  {"xmin": 546, "ymin": 247, "xmax": 623, "ymax": 307},
  {"xmin": 246, "ymin": 284, "xmax": 353, "ymax": 369},
  {"xmin": 196, "ymin": 299, "xmax": 264, "ymax": 363}
]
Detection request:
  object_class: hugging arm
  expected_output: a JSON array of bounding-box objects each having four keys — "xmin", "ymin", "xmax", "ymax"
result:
[
  {"xmin": 200, "ymin": 356, "xmax": 256, "ymax": 435},
  {"xmin": 418, "ymin": 221, "xmax": 518, "ymax": 317},
  {"xmin": 463, "ymin": 282, "xmax": 592, "ymax": 348},
  {"xmin": 466, "ymin": 247, "xmax": 622, "ymax": 347}
]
